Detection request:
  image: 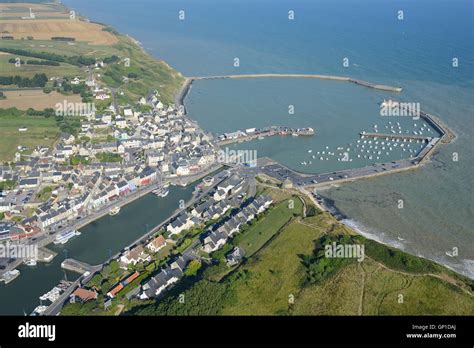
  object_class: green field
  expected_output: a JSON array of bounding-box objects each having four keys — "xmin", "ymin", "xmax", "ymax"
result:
[
  {"xmin": 0, "ymin": 51, "xmax": 83, "ymax": 79},
  {"xmin": 0, "ymin": 34, "xmax": 184, "ymax": 105},
  {"xmin": 0, "ymin": 108, "xmax": 60, "ymax": 162},
  {"xmin": 233, "ymin": 197, "xmax": 302, "ymax": 257}
]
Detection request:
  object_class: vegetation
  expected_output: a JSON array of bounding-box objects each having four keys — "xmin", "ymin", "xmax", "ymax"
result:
[
  {"xmin": 0, "ymin": 180, "xmax": 17, "ymax": 191},
  {"xmin": 70, "ymin": 155, "xmax": 90, "ymax": 166},
  {"xmin": 96, "ymin": 152, "xmax": 122, "ymax": 163},
  {"xmin": 0, "ymin": 108, "xmax": 60, "ymax": 161},
  {"xmin": 363, "ymin": 238, "xmax": 441, "ymax": 274},
  {"xmin": 0, "ymin": 74, "xmax": 48, "ymax": 87},
  {"xmin": 36, "ymin": 186, "xmax": 53, "ymax": 201},
  {"xmin": 232, "ymin": 198, "xmax": 302, "ymax": 257},
  {"xmin": 184, "ymin": 260, "xmax": 202, "ymax": 277}
]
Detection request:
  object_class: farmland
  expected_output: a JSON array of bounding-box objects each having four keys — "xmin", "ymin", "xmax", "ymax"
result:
[
  {"xmin": 0, "ymin": 108, "xmax": 60, "ymax": 162},
  {"xmin": 0, "ymin": 19, "xmax": 118, "ymax": 45},
  {"xmin": 0, "ymin": 89, "xmax": 82, "ymax": 109}
]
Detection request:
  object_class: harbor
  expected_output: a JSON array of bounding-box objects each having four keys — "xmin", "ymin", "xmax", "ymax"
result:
[{"xmin": 175, "ymin": 74, "xmax": 403, "ymax": 107}]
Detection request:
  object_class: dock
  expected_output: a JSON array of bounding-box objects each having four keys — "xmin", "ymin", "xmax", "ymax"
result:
[
  {"xmin": 360, "ymin": 132, "xmax": 429, "ymax": 141},
  {"xmin": 38, "ymin": 247, "xmax": 56, "ymax": 263},
  {"xmin": 216, "ymin": 126, "xmax": 315, "ymax": 146},
  {"xmin": 61, "ymin": 259, "xmax": 101, "ymax": 275}
]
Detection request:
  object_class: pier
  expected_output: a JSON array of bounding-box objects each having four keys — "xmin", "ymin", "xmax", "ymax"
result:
[
  {"xmin": 217, "ymin": 126, "xmax": 315, "ymax": 146},
  {"xmin": 61, "ymin": 259, "xmax": 101, "ymax": 275},
  {"xmin": 175, "ymin": 74, "xmax": 403, "ymax": 107},
  {"xmin": 360, "ymin": 132, "xmax": 429, "ymax": 141}
]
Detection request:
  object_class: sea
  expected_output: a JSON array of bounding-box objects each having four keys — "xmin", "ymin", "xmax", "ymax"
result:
[{"xmin": 59, "ymin": 0, "xmax": 472, "ymax": 280}]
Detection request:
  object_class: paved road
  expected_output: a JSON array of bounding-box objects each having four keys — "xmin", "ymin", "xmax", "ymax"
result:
[{"xmin": 258, "ymin": 156, "xmax": 420, "ymax": 188}]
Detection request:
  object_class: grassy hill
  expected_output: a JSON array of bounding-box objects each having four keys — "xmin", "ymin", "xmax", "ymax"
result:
[{"xmin": 127, "ymin": 189, "xmax": 474, "ymax": 316}]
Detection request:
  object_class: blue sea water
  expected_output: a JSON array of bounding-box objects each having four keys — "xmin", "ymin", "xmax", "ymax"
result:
[{"xmin": 64, "ymin": 0, "xmax": 473, "ymax": 278}]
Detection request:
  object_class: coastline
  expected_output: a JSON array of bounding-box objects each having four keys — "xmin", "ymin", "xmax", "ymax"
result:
[{"xmin": 1, "ymin": 3, "xmax": 471, "ymax": 318}]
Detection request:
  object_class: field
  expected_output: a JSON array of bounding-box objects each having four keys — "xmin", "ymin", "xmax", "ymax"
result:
[
  {"xmin": 233, "ymin": 197, "xmax": 302, "ymax": 257},
  {"xmin": 0, "ymin": 109, "xmax": 60, "ymax": 162},
  {"xmin": 0, "ymin": 51, "xmax": 83, "ymax": 78},
  {"xmin": 0, "ymin": 89, "xmax": 82, "ymax": 110},
  {"xmin": 0, "ymin": 19, "xmax": 118, "ymax": 45}
]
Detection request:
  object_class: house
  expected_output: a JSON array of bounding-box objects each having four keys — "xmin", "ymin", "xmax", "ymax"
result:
[
  {"xmin": 71, "ymin": 288, "xmax": 98, "ymax": 303},
  {"xmin": 138, "ymin": 166, "xmax": 157, "ymax": 186},
  {"xmin": 115, "ymin": 117, "xmax": 127, "ymax": 128},
  {"xmin": 146, "ymin": 235, "xmax": 167, "ymax": 253},
  {"xmin": 226, "ymin": 247, "xmax": 245, "ymax": 266},
  {"xmin": 202, "ymin": 231, "xmax": 227, "ymax": 253},
  {"xmin": 166, "ymin": 214, "xmax": 194, "ymax": 236},
  {"xmin": 123, "ymin": 107, "xmax": 133, "ymax": 117},
  {"xmin": 18, "ymin": 178, "xmax": 39, "ymax": 189},
  {"xmin": 170, "ymin": 256, "xmax": 187, "ymax": 273},
  {"xmin": 120, "ymin": 245, "xmax": 150, "ymax": 265},
  {"xmin": 71, "ymin": 77, "xmax": 81, "ymax": 85},
  {"xmin": 139, "ymin": 267, "xmax": 182, "ymax": 299}
]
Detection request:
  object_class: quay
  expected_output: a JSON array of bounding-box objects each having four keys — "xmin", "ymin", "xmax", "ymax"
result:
[
  {"xmin": 360, "ymin": 132, "xmax": 429, "ymax": 141},
  {"xmin": 38, "ymin": 247, "xmax": 56, "ymax": 263},
  {"xmin": 217, "ymin": 126, "xmax": 315, "ymax": 146},
  {"xmin": 61, "ymin": 259, "xmax": 101, "ymax": 275},
  {"xmin": 175, "ymin": 74, "xmax": 403, "ymax": 107}
]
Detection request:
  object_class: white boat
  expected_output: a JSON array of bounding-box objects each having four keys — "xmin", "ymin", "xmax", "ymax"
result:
[
  {"xmin": 153, "ymin": 186, "xmax": 169, "ymax": 197},
  {"xmin": 31, "ymin": 305, "xmax": 48, "ymax": 316},
  {"xmin": 445, "ymin": 251, "xmax": 456, "ymax": 258},
  {"xmin": 109, "ymin": 206, "xmax": 121, "ymax": 216},
  {"xmin": 24, "ymin": 259, "xmax": 37, "ymax": 267},
  {"xmin": 54, "ymin": 230, "xmax": 80, "ymax": 245},
  {"xmin": 1, "ymin": 269, "xmax": 20, "ymax": 284}
]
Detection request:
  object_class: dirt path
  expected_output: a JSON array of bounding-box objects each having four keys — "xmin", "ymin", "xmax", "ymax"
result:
[
  {"xmin": 358, "ymin": 262, "xmax": 366, "ymax": 315},
  {"xmin": 365, "ymin": 256, "xmax": 473, "ymax": 297}
]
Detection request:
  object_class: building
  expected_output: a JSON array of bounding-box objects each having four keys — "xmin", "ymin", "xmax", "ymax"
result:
[
  {"xmin": 226, "ymin": 247, "xmax": 245, "ymax": 266},
  {"xmin": 71, "ymin": 288, "xmax": 98, "ymax": 303},
  {"xmin": 120, "ymin": 245, "xmax": 150, "ymax": 266},
  {"xmin": 146, "ymin": 235, "xmax": 167, "ymax": 253}
]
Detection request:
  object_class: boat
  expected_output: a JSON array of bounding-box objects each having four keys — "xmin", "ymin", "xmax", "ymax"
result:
[
  {"xmin": 1, "ymin": 269, "xmax": 20, "ymax": 284},
  {"xmin": 31, "ymin": 305, "xmax": 48, "ymax": 316},
  {"xmin": 109, "ymin": 206, "xmax": 121, "ymax": 216},
  {"xmin": 24, "ymin": 259, "xmax": 37, "ymax": 267},
  {"xmin": 152, "ymin": 186, "xmax": 169, "ymax": 197},
  {"xmin": 53, "ymin": 230, "xmax": 80, "ymax": 245}
]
